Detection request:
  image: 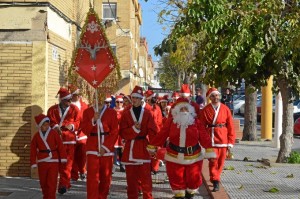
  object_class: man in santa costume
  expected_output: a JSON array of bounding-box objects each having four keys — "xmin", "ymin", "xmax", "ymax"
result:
[
  {"xmin": 114, "ymin": 95, "xmax": 125, "ymax": 172},
  {"xmin": 81, "ymin": 95, "xmax": 119, "ymax": 199},
  {"xmin": 200, "ymin": 87, "xmax": 236, "ymax": 192},
  {"xmin": 68, "ymin": 85, "xmax": 89, "ymax": 182},
  {"xmin": 30, "ymin": 114, "xmax": 67, "ymax": 199},
  {"xmin": 119, "ymin": 85, "xmax": 158, "ymax": 199},
  {"xmin": 144, "ymin": 90, "xmax": 163, "ymax": 174},
  {"xmin": 147, "ymin": 98, "xmax": 213, "ymax": 199},
  {"xmin": 47, "ymin": 88, "xmax": 80, "ymax": 194}
]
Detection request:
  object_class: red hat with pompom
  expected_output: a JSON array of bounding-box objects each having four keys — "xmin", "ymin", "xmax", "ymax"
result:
[
  {"xmin": 180, "ymin": 84, "xmax": 191, "ymax": 97},
  {"xmin": 56, "ymin": 88, "xmax": 72, "ymax": 100},
  {"xmin": 131, "ymin": 86, "xmax": 144, "ymax": 99},
  {"xmin": 206, "ymin": 87, "xmax": 220, "ymax": 98},
  {"xmin": 35, "ymin": 114, "xmax": 50, "ymax": 128}
]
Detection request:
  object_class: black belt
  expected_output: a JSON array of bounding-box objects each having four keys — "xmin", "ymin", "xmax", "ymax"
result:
[
  {"xmin": 39, "ymin": 149, "xmax": 57, "ymax": 153},
  {"xmin": 169, "ymin": 142, "xmax": 200, "ymax": 155},
  {"xmin": 135, "ymin": 136, "xmax": 146, "ymax": 140},
  {"xmin": 90, "ymin": 132, "xmax": 109, "ymax": 136},
  {"xmin": 207, "ymin": 123, "xmax": 226, "ymax": 128}
]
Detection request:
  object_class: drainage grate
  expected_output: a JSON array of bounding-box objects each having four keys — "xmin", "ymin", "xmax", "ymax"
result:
[{"xmin": 0, "ymin": 192, "xmax": 12, "ymax": 196}]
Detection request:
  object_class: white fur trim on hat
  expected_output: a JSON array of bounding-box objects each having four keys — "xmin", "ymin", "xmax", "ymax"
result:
[
  {"xmin": 71, "ymin": 89, "xmax": 80, "ymax": 95},
  {"xmin": 181, "ymin": 93, "xmax": 191, "ymax": 97},
  {"xmin": 208, "ymin": 90, "xmax": 220, "ymax": 98},
  {"xmin": 131, "ymin": 93, "xmax": 144, "ymax": 99},
  {"xmin": 38, "ymin": 117, "xmax": 50, "ymax": 128},
  {"xmin": 60, "ymin": 94, "xmax": 72, "ymax": 101},
  {"xmin": 146, "ymin": 93, "xmax": 156, "ymax": 99}
]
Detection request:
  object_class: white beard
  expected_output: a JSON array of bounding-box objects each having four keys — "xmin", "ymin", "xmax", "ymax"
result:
[{"xmin": 173, "ymin": 112, "xmax": 195, "ymax": 128}]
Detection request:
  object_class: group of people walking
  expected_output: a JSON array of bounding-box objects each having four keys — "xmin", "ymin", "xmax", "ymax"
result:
[{"xmin": 30, "ymin": 84, "xmax": 236, "ymax": 199}]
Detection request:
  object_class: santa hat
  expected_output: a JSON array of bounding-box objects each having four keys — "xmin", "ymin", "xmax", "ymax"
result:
[
  {"xmin": 34, "ymin": 114, "xmax": 50, "ymax": 128},
  {"xmin": 159, "ymin": 95, "xmax": 169, "ymax": 103},
  {"xmin": 68, "ymin": 84, "xmax": 80, "ymax": 95},
  {"xmin": 115, "ymin": 95, "xmax": 124, "ymax": 102},
  {"xmin": 172, "ymin": 92, "xmax": 180, "ymax": 99},
  {"xmin": 206, "ymin": 87, "xmax": 220, "ymax": 98},
  {"xmin": 180, "ymin": 84, "xmax": 191, "ymax": 97},
  {"xmin": 131, "ymin": 86, "xmax": 144, "ymax": 99},
  {"xmin": 144, "ymin": 90, "xmax": 156, "ymax": 99},
  {"xmin": 56, "ymin": 88, "xmax": 72, "ymax": 100},
  {"xmin": 124, "ymin": 95, "xmax": 132, "ymax": 102},
  {"xmin": 104, "ymin": 94, "xmax": 112, "ymax": 102}
]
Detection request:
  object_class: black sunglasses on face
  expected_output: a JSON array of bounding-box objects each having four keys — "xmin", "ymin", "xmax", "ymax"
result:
[
  {"xmin": 105, "ymin": 101, "xmax": 111, "ymax": 104},
  {"xmin": 116, "ymin": 101, "xmax": 123, "ymax": 103}
]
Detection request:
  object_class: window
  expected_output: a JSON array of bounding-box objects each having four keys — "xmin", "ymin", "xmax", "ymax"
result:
[{"xmin": 103, "ymin": 3, "xmax": 117, "ymax": 19}]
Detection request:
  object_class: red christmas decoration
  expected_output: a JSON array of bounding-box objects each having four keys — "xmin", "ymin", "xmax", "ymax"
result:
[{"xmin": 72, "ymin": 8, "xmax": 119, "ymax": 88}]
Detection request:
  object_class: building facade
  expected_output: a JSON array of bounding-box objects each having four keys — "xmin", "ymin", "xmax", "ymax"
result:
[{"xmin": 0, "ymin": 0, "xmax": 154, "ymax": 177}]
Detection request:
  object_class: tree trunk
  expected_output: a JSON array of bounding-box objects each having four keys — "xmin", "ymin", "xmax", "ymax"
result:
[
  {"xmin": 276, "ymin": 78, "xmax": 294, "ymax": 163},
  {"xmin": 242, "ymin": 85, "xmax": 257, "ymax": 141}
]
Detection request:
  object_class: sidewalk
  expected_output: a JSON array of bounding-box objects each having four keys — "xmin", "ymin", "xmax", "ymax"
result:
[
  {"xmin": 202, "ymin": 140, "xmax": 300, "ymax": 199},
  {"xmin": 0, "ymin": 164, "xmax": 210, "ymax": 198}
]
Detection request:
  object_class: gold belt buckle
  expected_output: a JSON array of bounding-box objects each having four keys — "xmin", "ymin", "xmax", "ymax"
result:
[{"xmin": 187, "ymin": 146, "xmax": 193, "ymax": 155}]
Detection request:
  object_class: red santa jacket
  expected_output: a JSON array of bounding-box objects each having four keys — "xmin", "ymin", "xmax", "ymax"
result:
[
  {"xmin": 114, "ymin": 107, "xmax": 124, "ymax": 147},
  {"xmin": 200, "ymin": 103, "xmax": 236, "ymax": 148},
  {"xmin": 142, "ymin": 102, "xmax": 162, "ymax": 139},
  {"xmin": 72, "ymin": 99, "xmax": 89, "ymax": 143},
  {"xmin": 47, "ymin": 104, "xmax": 80, "ymax": 144},
  {"xmin": 148, "ymin": 117, "xmax": 212, "ymax": 165},
  {"xmin": 30, "ymin": 128, "xmax": 67, "ymax": 167},
  {"xmin": 81, "ymin": 106, "xmax": 119, "ymax": 157},
  {"xmin": 119, "ymin": 106, "xmax": 158, "ymax": 165}
]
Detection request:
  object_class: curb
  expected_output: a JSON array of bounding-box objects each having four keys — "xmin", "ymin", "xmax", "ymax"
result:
[{"xmin": 202, "ymin": 159, "xmax": 230, "ymax": 199}]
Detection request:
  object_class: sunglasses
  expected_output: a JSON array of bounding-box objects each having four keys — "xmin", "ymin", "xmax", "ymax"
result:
[
  {"xmin": 63, "ymin": 99, "xmax": 72, "ymax": 102},
  {"xmin": 116, "ymin": 101, "xmax": 123, "ymax": 103},
  {"xmin": 105, "ymin": 101, "xmax": 111, "ymax": 104}
]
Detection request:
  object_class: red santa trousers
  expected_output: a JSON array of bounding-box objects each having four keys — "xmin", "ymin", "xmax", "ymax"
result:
[
  {"xmin": 151, "ymin": 157, "xmax": 160, "ymax": 173},
  {"xmin": 208, "ymin": 147, "xmax": 227, "ymax": 182},
  {"xmin": 86, "ymin": 155, "xmax": 113, "ymax": 199},
  {"xmin": 125, "ymin": 163, "xmax": 153, "ymax": 199},
  {"xmin": 166, "ymin": 160, "xmax": 203, "ymax": 193},
  {"xmin": 71, "ymin": 141, "xmax": 86, "ymax": 180},
  {"xmin": 58, "ymin": 144, "xmax": 75, "ymax": 189},
  {"xmin": 38, "ymin": 162, "xmax": 59, "ymax": 199}
]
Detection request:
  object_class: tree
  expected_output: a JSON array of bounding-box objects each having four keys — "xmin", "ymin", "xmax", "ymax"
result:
[{"xmin": 164, "ymin": 0, "xmax": 300, "ymax": 162}]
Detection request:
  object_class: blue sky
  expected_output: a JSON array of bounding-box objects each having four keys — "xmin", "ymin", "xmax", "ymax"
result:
[{"xmin": 139, "ymin": 1, "xmax": 166, "ymax": 62}]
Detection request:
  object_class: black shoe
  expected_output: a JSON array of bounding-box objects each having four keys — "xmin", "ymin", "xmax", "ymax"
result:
[
  {"xmin": 185, "ymin": 191, "xmax": 194, "ymax": 199},
  {"xmin": 80, "ymin": 173, "xmax": 86, "ymax": 181},
  {"xmin": 212, "ymin": 180, "xmax": 219, "ymax": 192},
  {"xmin": 58, "ymin": 187, "xmax": 67, "ymax": 195},
  {"xmin": 120, "ymin": 166, "xmax": 125, "ymax": 172}
]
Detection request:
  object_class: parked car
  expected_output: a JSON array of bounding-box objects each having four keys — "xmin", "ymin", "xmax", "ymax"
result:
[
  {"xmin": 239, "ymin": 94, "xmax": 262, "ymax": 115},
  {"xmin": 294, "ymin": 117, "xmax": 300, "ymax": 136},
  {"xmin": 233, "ymin": 95, "xmax": 245, "ymax": 114}
]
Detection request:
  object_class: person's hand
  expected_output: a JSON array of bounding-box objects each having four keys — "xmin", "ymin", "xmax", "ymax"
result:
[
  {"xmin": 134, "ymin": 122, "xmax": 141, "ymax": 130},
  {"xmin": 65, "ymin": 124, "xmax": 73, "ymax": 131},
  {"xmin": 99, "ymin": 147, "xmax": 106, "ymax": 156}
]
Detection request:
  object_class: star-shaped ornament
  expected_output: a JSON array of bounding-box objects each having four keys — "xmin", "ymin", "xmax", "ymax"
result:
[
  {"xmin": 109, "ymin": 64, "xmax": 114, "ymax": 69},
  {"xmin": 91, "ymin": 65, "xmax": 97, "ymax": 71},
  {"xmin": 92, "ymin": 80, "xmax": 98, "ymax": 85},
  {"xmin": 75, "ymin": 66, "xmax": 79, "ymax": 71}
]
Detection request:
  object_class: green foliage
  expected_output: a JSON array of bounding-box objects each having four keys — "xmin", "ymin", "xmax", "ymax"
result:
[
  {"xmin": 267, "ymin": 187, "xmax": 279, "ymax": 193},
  {"xmin": 287, "ymin": 151, "xmax": 300, "ymax": 164}
]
